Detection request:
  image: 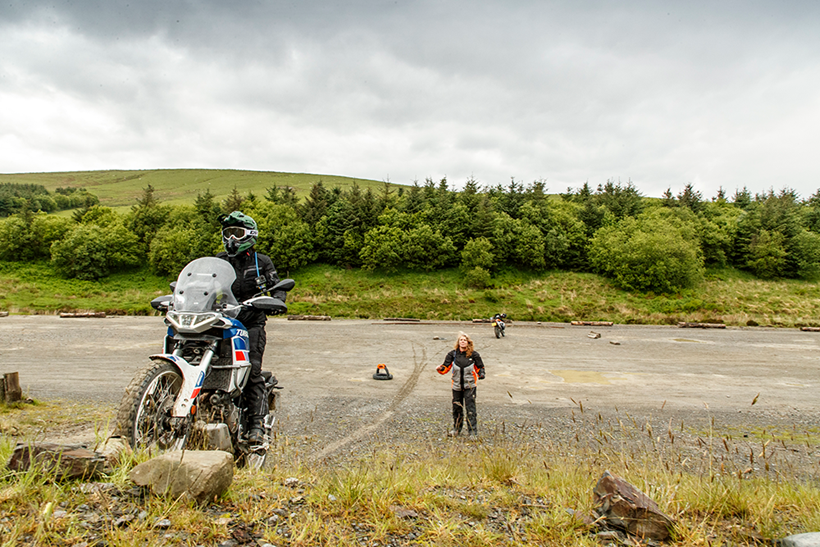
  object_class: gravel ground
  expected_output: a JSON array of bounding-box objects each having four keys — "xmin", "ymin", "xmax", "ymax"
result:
[{"xmin": 2, "ymin": 315, "xmax": 818, "ymax": 481}]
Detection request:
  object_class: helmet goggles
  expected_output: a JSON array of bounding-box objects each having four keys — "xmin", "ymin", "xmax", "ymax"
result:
[{"xmin": 222, "ymin": 226, "xmax": 258, "ymax": 240}]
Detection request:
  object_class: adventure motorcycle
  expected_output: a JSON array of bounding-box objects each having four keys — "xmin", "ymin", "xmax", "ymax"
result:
[
  {"xmin": 492, "ymin": 313, "xmax": 507, "ymax": 338},
  {"xmin": 115, "ymin": 257, "xmax": 294, "ymax": 469}
]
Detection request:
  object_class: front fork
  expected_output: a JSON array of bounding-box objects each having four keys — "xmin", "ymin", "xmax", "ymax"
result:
[{"xmin": 167, "ymin": 341, "xmax": 218, "ymax": 418}]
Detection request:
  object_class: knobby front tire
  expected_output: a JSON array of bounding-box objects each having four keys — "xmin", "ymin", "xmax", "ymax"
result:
[{"xmin": 116, "ymin": 360, "xmax": 185, "ymax": 452}]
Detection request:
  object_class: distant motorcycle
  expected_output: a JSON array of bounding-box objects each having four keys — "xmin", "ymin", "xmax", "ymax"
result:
[
  {"xmin": 492, "ymin": 313, "xmax": 507, "ymax": 338},
  {"xmin": 115, "ymin": 256, "xmax": 294, "ymax": 469}
]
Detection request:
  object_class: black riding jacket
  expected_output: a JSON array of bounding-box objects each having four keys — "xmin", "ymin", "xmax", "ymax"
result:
[{"xmin": 216, "ymin": 249, "xmax": 284, "ymax": 329}]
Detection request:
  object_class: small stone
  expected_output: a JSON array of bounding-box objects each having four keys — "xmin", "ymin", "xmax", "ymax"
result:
[
  {"xmin": 283, "ymin": 477, "xmax": 300, "ymax": 487},
  {"xmin": 154, "ymin": 518, "xmax": 171, "ymax": 529},
  {"xmin": 389, "ymin": 506, "xmax": 418, "ymax": 519},
  {"xmin": 328, "ymin": 494, "xmax": 337, "ymax": 502},
  {"xmin": 113, "ymin": 516, "xmax": 132, "ymax": 527},
  {"xmin": 290, "ymin": 496, "xmax": 305, "ymax": 505}
]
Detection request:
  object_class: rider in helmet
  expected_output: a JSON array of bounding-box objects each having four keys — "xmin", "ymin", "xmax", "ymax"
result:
[{"xmin": 217, "ymin": 211, "xmax": 285, "ymax": 444}]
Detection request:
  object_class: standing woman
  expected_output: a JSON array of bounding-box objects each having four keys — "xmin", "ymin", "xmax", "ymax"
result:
[{"xmin": 437, "ymin": 332, "xmax": 486, "ymax": 437}]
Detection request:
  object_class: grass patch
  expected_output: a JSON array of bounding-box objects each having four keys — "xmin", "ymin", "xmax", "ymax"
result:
[
  {"xmin": 0, "ymin": 399, "xmax": 115, "ymax": 442},
  {"xmin": 286, "ymin": 264, "xmax": 820, "ymax": 326},
  {"xmin": 0, "ymin": 407, "xmax": 818, "ymax": 546},
  {"xmin": 2, "ymin": 261, "xmax": 820, "ymax": 327},
  {"xmin": 0, "ymin": 261, "xmax": 168, "ymax": 315},
  {"xmin": 0, "ymin": 169, "xmax": 389, "ymax": 209}
]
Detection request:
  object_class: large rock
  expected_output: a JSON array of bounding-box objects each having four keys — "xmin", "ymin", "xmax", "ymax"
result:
[
  {"xmin": 592, "ymin": 470, "xmax": 675, "ymax": 541},
  {"xmin": 129, "ymin": 450, "xmax": 234, "ymax": 504},
  {"xmin": 7, "ymin": 443, "xmax": 106, "ymax": 481},
  {"xmin": 783, "ymin": 533, "xmax": 820, "ymax": 547}
]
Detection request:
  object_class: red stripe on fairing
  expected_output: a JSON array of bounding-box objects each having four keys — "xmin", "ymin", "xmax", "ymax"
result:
[
  {"xmin": 235, "ymin": 351, "xmax": 248, "ymax": 361},
  {"xmin": 190, "ymin": 370, "xmax": 205, "ymax": 400}
]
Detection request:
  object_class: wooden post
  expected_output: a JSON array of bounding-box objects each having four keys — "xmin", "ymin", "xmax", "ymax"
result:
[{"xmin": 3, "ymin": 372, "xmax": 22, "ymax": 403}]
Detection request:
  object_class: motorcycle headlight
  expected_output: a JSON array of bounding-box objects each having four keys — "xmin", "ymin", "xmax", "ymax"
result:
[{"xmin": 167, "ymin": 311, "xmax": 220, "ymax": 332}]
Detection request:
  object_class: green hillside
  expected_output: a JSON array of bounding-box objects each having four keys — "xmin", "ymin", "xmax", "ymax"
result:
[{"xmin": 0, "ymin": 169, "xmax": 395, "ymax": 209}]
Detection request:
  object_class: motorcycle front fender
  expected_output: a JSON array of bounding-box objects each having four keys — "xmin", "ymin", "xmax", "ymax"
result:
[{"xmin": 149, "ymin": 353, "xmax": 206, "ymax": 418}]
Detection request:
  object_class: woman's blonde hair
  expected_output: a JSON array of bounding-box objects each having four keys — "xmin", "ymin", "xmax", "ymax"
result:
[{"xmin": 453, "ymin": 331, "xmax": 474, "ymax": 357}]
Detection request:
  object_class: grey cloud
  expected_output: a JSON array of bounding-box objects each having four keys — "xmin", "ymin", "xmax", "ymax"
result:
[{"xmin": 1, "ymin": 1, "xmax": 820, "ymax": 197}]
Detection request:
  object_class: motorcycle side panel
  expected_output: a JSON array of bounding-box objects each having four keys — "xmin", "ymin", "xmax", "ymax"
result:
[{"xmin": 223, "ymin": 322, "xmax": 252, "ymax": 391}]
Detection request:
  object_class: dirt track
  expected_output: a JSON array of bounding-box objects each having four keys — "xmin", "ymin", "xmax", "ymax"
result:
[{"xmin": 1, "ymin": 315, "xmax": 819, "ymax": 462}]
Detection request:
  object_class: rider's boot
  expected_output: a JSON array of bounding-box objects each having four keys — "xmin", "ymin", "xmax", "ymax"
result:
[{"xmin": 247, "ymin": 416, "xmax": 266, "ymax": 444}]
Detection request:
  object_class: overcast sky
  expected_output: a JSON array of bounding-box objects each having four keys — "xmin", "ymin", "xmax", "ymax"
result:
[{"xmin": 1, "ymin": 1, "xmax": 819, "ymax": 199}]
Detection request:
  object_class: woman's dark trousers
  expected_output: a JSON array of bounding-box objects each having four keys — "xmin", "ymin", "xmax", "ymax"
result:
[{"xmin": 452, "ymin": 388, "xmax": 477, "ymax": 433}]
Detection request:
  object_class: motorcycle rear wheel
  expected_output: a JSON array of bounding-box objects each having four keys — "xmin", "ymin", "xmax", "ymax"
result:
[{"xmin": 116, "ymin": 360, "xmax": 185, "ymax": 452}]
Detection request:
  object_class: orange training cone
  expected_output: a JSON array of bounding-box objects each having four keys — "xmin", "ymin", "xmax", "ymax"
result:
[{"xmin": 373, "ymin": 364, "xmax": 393, "ymax": 380}]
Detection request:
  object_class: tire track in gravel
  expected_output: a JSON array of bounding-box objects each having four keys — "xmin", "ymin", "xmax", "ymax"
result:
[{"xmin": 314, "ymin": 343, "xmax": 428, "ymax": 460}]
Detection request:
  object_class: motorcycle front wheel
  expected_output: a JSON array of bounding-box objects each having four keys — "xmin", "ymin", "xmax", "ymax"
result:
[
  {"xmin": 116, "ymin": 360, "xmax": 185, "ymax": 452},
  {"xmin": 494, "ymin": 325, "xmax": 501, "ymax": 338}
]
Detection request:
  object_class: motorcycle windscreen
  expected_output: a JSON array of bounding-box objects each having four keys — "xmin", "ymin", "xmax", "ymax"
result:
[{"xmin": 173, "ymin": 257, "xmax": 239, "ymax": 314}]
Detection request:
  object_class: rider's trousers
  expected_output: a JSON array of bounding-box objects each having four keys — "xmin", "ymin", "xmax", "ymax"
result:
[{"xmin": 244, "ymin": 325, "xmax": 268, "ymax": 425}]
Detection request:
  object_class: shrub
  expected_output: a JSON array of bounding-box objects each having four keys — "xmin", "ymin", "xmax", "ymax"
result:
[
  {"xmin": 746, "ymin": 230, "xmax": 788, "ymax": 279},
  {"xmin": 589, "ymin": 214, "xmax": 704, "ymax": 293},
  {"xmin": 51, "ymin": 223, "xmax": 141, "ymax": 279},
  {"xmin": 0, "ymin": 212, "xmax": 72, "ymax": 261},
  {"xmin": 247, "ymin": 203, "xmax": 317, "ymax": 272},
  {"xmin": 404, "ymin": 225, "xmax": 456, "ymax": 271},
  {"xmin": 148, "ymin": 225, "xmax": 219, "ymax": 277},
  {"xmin": 491, "ymin": 213, "xmax": 547, "ymax": 271},
  {"xmin": 464, "ymin": 266, "xmax": 492, "ymax": 289},
  {"xmin": 460, "ymin": 237, "xmax": 495, "ymax": 272},
  {"xmin": 361, "ymin": 222, "xmax": 456, "ymax": 272},
  {"xmin": 791, "ymin": 230, "xmax": 820, "ymax": 279},
  {"xmin": 360, "ymin": 225, "xmax": 405, "ymax": 272}
]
